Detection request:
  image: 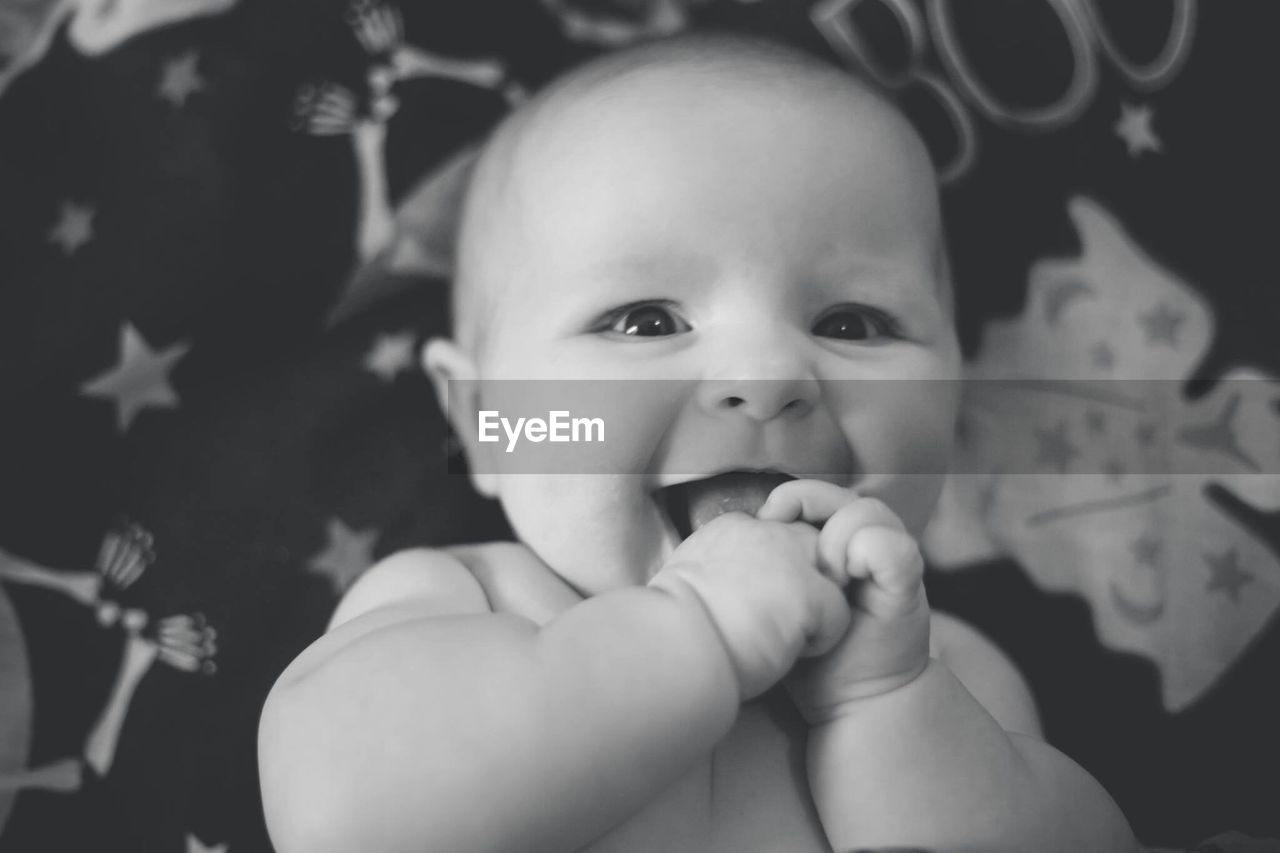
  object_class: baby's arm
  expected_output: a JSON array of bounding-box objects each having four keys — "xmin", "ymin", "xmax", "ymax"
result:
[
  {"xmin": 259, "ymin": 523, "xmax": 845, "ymax": 853},
  {"xmin": 807, "ymin": 625, "xmax": 1137, "ymax": 852},
  {"xmin": 761, "ymin": 481, "xmax": 1137, "ymax": 853},
  {"xmin": 259, "ymin": 547, "xmax": 737, "ymax": 853}
]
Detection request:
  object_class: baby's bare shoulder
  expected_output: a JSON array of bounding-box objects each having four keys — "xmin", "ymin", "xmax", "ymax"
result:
[
  {"xmin": 327, "ymin": 546, "xmax": 494, "ymax": 630},
  {"xmin": 271, "ymin": 547, "xmax": 493, "ymax": 690},
  {"xmin": 329, "ymin": 541, "xmax": 576, "ymax": 629},
  {"xmin": 273, "ymin": 543, "xmax": 550, "ymax": 694},
  {"xmin": 455, "ymin": 542, "xmax": 584, "ymax": 625}
]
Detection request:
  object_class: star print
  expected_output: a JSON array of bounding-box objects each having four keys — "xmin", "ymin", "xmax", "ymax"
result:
[
  {"xmin": 80, "ymin": 323, "xmax": 191, "ymax": 432},
  {"xmin": 364, "ymin": 331, "xmax": 417, "ymax": 382},
  {"xmin": 1139, "ymin": 303, "xmax": 1186, "ymax": 346},
  {"xmin": 158, "ymin": 51, "xmax": 204, "ymax": 107},
  {"xmin": 1090, "ymin": 341, "xmax": 1116, "ymax": 371},
  {"xmin": 48, "ymin": 202, "xmax": 95, "ymax": 254},
  {"xmin": 1130, "ymin": 533, "xmax": 1161, "ymax": 568},
  {"xmin": 1034, "ymin": 421, "xmax": 1079, "ymax": 474},
  {"xmin": 186, "ymin": 833, "xmax": 228, "ymax": 853},
  {"xmin": 1114, "ymin": 102, "xmax": 1162, "ymax": 158},
  {"xmin": 1204, "ymin": 547, "xmax": 1254, "ymax": 603},
  {"xmin": 308, "ymin": 517, "xmax": 379, "ymax": 594},
  {"xmin": 1085, "ymin": 408, "xmax": 1106, "ymax": 435}
]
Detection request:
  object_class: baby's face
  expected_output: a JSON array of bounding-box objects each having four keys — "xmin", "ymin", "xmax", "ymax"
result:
[{"xmin": 457, "ymin": 70, "xmax": 960, "ymax": 596}]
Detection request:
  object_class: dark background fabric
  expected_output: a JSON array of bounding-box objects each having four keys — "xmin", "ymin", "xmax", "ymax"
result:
[{"xmin": 1, "ymin": 1, "xmax": 1277, "ymax": 850}]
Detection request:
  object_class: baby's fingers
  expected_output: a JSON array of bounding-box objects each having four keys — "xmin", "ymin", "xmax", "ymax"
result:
[
  {"xmin": 817, "ymin": 498, "xmax": 904, "ymax": 584},
  {"xmin": 847, "ymin": 526, "xmax": 924, "ymax": 601},
  {"xmin": 757, "ymin": 480, "xmax": 854, "ymax": 525}
]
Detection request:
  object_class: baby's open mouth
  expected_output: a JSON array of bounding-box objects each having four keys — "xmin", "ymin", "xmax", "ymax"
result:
[{"xmin": 656, "ymin": 470, "xmax": 795, "ymax": 540}]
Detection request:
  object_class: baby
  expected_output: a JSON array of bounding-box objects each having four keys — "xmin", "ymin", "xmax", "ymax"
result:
[{"xmin": 258, "ymin": 33, "xmax": 1138, "ymax": 853}]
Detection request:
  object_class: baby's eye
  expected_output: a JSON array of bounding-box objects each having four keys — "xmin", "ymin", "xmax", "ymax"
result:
[
  {"xmin": 597, "ymin": 301, "xmax": 691, "ymax": 338},
  {"xmin": 812, "ymin": 305, "xmax": 899, "ymax": 341}
]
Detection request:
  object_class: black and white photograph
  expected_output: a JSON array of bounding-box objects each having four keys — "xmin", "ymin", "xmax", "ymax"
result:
[{"xmin": 1, "ymin": 1, "xmax": 1278, "ymax": 850}]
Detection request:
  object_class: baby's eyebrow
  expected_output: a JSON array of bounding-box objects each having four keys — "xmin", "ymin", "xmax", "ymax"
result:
[
  {"xmin": 585, "ymin": 250, "xmax": 717, "ymax": 289},
  {"xmin": 809, "ymin": 249, "xmax": 938, "ymax": 298},
  {"xmin": 811, "ymin": 245, "xmax": 922, "ymax": 278}
]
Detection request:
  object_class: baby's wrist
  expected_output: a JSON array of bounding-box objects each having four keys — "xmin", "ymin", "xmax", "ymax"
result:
[
  {"xmin": 794, "ymin": 658, "xmax": 932, "ymax": 726},
  {"xmin": 648, "ymin": 565, "xmax": 748, "ymax": 702}
]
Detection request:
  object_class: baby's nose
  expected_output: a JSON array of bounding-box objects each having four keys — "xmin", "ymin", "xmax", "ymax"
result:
[
  {"xmin": 697, "ymin": 361, "xmax": 820, "ymax": 423},
  {"xmin": 694, "ymin": 318, "xmax": 822, "ymax": 421},
  {"xmin": 703, "ymin": 379, "xmax": 817, "ymax": 422}
]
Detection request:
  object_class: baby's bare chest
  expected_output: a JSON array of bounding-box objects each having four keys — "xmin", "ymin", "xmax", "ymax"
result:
[
  {"xmin": 580, "ymin": 697, "xmax": 832, "ymax": 853},
  {"xmin": 461, "ymin": 545, "xmax": 832, "ymax": 853}
]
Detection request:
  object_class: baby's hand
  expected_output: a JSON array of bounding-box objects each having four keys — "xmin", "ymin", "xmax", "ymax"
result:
[
  {"xmin": 649, "ymin": 513, "xmax": 850, "ymax": 702},
  {"xmin": 758, "ymin": 481, "xmax": 930, "ymax": 724}
]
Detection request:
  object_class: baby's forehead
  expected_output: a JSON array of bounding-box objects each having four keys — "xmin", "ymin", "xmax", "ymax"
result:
[
  {"xmin": 453, "ymin": 35, "xmax": 943, "ymax": 347},
  {"xmin": 511, "ymin": 48, "xmax": 910, "ymax": 174}
]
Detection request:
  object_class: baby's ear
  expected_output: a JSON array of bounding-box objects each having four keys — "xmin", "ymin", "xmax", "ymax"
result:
[{"xmin": 422, "ymin": 339, "xmax": 499, "ymax": 498}]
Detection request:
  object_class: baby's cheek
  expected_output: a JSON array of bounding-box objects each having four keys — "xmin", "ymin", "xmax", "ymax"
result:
[
  {"xmin": 500, "ymin": 476, "xmax": 662, "ymax": 594},
  {"xmin": 857, "ymin": 389, "xmax": 957, "ymax": 534},
  {"xmin": 876, "ymin": 472, "xmax": 948, "ymax": 537}
]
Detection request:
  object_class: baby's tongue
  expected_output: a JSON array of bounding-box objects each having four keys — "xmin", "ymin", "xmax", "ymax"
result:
[{"xmin": 680, "ymin": 471, "xmax": 793, "ymax": 533}]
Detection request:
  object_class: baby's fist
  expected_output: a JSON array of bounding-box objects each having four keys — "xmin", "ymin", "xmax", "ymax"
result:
[
  {"xmin": 650, "ymin": 513, "xmax": 849, "ymax": 702},
  {"xmin": 759, "ymin": 483, "xmax": 930, "ymax": 722}
]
